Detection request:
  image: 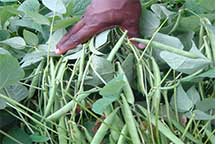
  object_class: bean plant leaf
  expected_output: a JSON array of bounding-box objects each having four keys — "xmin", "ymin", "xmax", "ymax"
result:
[
  {"xmin": 92, "ymin": 75, "xmax": 125, "ymax": 115},
  {"xmin": 185, "ymin": 110, "xmax": 214, "ymax": 120},
  {"xmin": 99, "ymin": 74, "xmax": 125, "ymax": 98},
  {"xmin": 70, "ymin": 0, "xmax": 91, "ymax": 16},
  {"xmin": 0, "ymin": 54, "xmax": 24, "ymax": 89},
  {"xmin": 151, "ymin": 4, "xmax": 175, "ymax": 19},
  {"xmin": 4, "ymin": 83, "xmax": 28, "ymax": 102},
  {"xmin": 139, "ymin": 9, "xmax": 160, "ymax": 37},
  {"xmin": 196, "ymin": 98, "xmax": 215, "ymax": 112},
  {"xmin": 42, "ymin": 0, "xmax": 66, "ymax": 14},
  {"xmin": 92, "ymin": 97, "xmax": 116, "ymax": 115},
  {"xmin": 0, "ymin": 0, "xmax": 17, "ymax": 2},
  {"xmin": 0, "ymin": 37, "xmax": 26, "ymax": 49},
  {"xmin": 186, "ymin": 86, "xmax": 201, "ymax": 105},
  {"xmin": 18, "ymin": 0, "xmax": 40, "ymax": 13},
  {"xmin": 170, "ymin": 84, "xmax": 194, "ymax": 112},
  {"xmin": 85, "ymin": 55, "xmax": 114, "ymax": 86},
  {"xmin": 30, "ymin": 134, "xmax": 49, "ymax": 143},
  {"xmin": 23, "ymin": 30, "xmax": 39, "ymax": 46},
  {"xmin": 95, "ymin": 30, "xmax": 110, "ymax": 48},
  {"xmin": 25, "ymin": 11, "xmax": 50, "ymax": 25},
  {"xmin": 160, "ymin": 42, "xmax": 210, "ymax": 74},
  {"xmin": 2, "ymin": 127, "xmax": 32, "ymax": 144}
]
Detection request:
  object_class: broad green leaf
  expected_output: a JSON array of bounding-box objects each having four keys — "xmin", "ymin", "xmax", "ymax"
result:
[
  {"xmin": 186, "ymin": 86, "xmax": 201, "ymax": 105},
  {"xmin": 0, "ymin": 0, "xmax": 17, "ymax": 2},
  {"xmin": 20, "ymin": 44, "xmax": 47, "ymax": 68},
  {"xmin": 178, "ymin": 14, "xmax": 214, "ymax": 32},
  {"xmin": 170, "ymin": 84, "xmax": 193, "ymax": 112},
  {"xmin": 53, "ymin": 17, "xmax": 79, "ymax": 31},
  {"xmin": 177, "ymin": 31, "xmax": 194, "ymax": 51},
  {"xmin": 139, "ymin": 9, "xmax": 160, "ymax": 37},
  {"xmin": 0, "ymin": 37, "xmax": 26, "ymax": 49},
  {"xmin": 100, "ymin": 74, "xmax": 125, "ymax": 98},
  {"xmin": 92, "ymin": 97, "xmax": 116, "ymax": 115},
  {"xmin": 25, "ymin": 11, "xmax": 50, "ymax": 25},
  {"xmin": 18, "ymin": 0, "xmax": 40, "ymax": 12},
  {"xmin": 196, "ymin": 98, "xmax": 215, "ymax": 112},
  {"xmin": 0, "ymin": 111, "xmax": 15, "ymax": 129},
  {"xmin": 0, "ymin": 47, "xmax": 10, "ymax": 55},
  {"xmin": 70, "ymin": 0, "xmax": 91, "ymax": 16},
  {"xmin": 154, "ymin": 33, "xmax": 184, "ymax": 50},
  {"xmin": 195, "ymin": 68, "xmax": 215, "ymax": 78},
  {"xmin": 42, "ymin": 0, "xmax": 66, "ymax": 14},
  {"xmin": 0, "ymin": 55, "xmax": 24, "ymax": 88},
  {"xmin": 0, "ymin": 30, "xmax": 10, "ymax": 41},
  {"xmin": 160, "ymin": 42, "xmax": 210, "ymax": 74},
  {"xmin": 185, "ymin": 0, "xmax": 214, "ymax": 14},
  {"xmin": 10, "ymin": 18, "xmax": 43, "ymax": 33},
  {"xmin": 0, "ymin": 98, "xmax": 6, "ymax": 109},
  {"xmin": 23, "ymin": 30, "xmax": 39, "ymax": 46},
  {"xmin": 2, "ymin": 127, "xmax": 32, "ymax": 144},
  {"xmin": 95, "ymin": 30, "xmax": 110, "ymax": 48},
  {"xmin": 153, "ymin": 33, "xmax": 184, "ymax": 63},
  {"xmin": 185, "ymin": 110, "xmax": 214, "ymax": 120},
  {"xmin": 122, "ymin": 53, "xmax": 135, "ymax": 85},
  {"xmin": 0, "ymin": 6, "xmax": 20, "ymax": 25},
  {"xmin": 4, "ymin": 83, "xmax": 28, "ymax": 102},
  {"xmin": 30, "ymin": 134, "xmax": 49, "ymax": 143},
  {"xmin": 151, "ymin": 4, "xmax": 175, "ymax": 19},
  {"xmin": 85, "ymin": 55, "xmax": 114, "ymax": 86}
]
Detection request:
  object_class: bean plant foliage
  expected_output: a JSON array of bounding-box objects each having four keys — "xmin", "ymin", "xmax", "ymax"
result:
[{"xmin": 0, "ymin": 0, "xmax": 215, "ymax": 144}]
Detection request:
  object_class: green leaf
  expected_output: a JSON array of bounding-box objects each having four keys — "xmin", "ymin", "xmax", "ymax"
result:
[
  {"xmin": 4, "ymin": 83, "xmax": 28, "ymax": 102},
  {"xmin": 151, "ymin": 4, "xmax": 175, "ymax": 19},
  {"xmin": 70, "ymin": 0, "xmax": 91, "ymax": 16},
  {"xmin": 0, "ymin": 47, "xmax": 10, "ymax": 55},
  {"xmin": 10, "ymin": 18, "xmax": 43, "ymax": 33},
  {"xmin": 53, "ymin": 17, "xmax": 79, "ymax": 31},
  {"xmin": 185, "ymin": 110, "xmax": 214, "ymax": 120},
  {"xmin": 0, "ymin": 37, "xmax": 26, "ymax": 49},
  {"xmin": 23, "ymin": 30, "xmax": 39, "ymax": 46},
  {"xmin": 170, "ymin": 84, "xmax": 194, "ymax": 112},
  {"xmin": 0, "ymin": 30, "xmax": 10, "ymax": 41},
  {"xmin": 0, "ymin": 54, "xmax": 24, "ymax": 89},
  {"xmin": 42, "ymin": 0, "xmax": 66, "ymax": 14},
  {"xmin": 95, "ymin": 30, "xmax": 110, "ymax": 48},
  {"xmin": 0, "ymin": 0, "xmax": 17, "ymax": 2},
  {"xmin": 139, "ymin": 9, "xmax": 160, "ymax": 37},
  {"xmin": 2, "ymin": 127, "xmax": 32, "ymax": 144},
  {"xmin": 25, "ymin": 11, "xmax": 50, "ymax": 25},
  {"xmin": 196, "ymin": 98, "xmax": 215, "ymax": 112},
  {"xmin": 30, "ymin": 134, "xmax": 49, "ymax": 143},
  {"xmin": 85, "ymin": 55, "xmax": 114, "ymax": 86},
  {"xmin": 160, "ymin": 42, "xmax": 210, "ymax": 74},
  {"xmin": 195, "ymin": 68, "xmax": 215, "ymax": 78},
  {"xmin": 178, "ymin": 14, "xmax": 214, "ymax": 32},
  {"xmin": 18, "ymin": 0, "xmax": 40, "ymax": 13},
  {"xmin": 92, "ymin": 97, "xmax": 116, "ymax": 115},
  {"xmin": 100, "ymin": 74, "xmax": 125, "ymax": 98},
  {"xmin": 186, "ymin": 86, "xmax": 201, "ymax": 105},
  {"xmin": 20, "ymin": 44, "xmax": 47, "ymax": 68}
]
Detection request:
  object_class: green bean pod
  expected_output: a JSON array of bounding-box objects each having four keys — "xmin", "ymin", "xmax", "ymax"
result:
[
  {"xmin": 121, "ymin": 95, "xmax": 141, "ymax": 144},
  {"xmin": 117, "ymin": 124, "xmax": 128, "ymax": 144},
  {"xmin": 28, "ymin": 60, "xmax": 44, "ymax": 99},
  {"xmin": 107, "ymin": 31, "xmax": 127, "ymax": 62},
  {"xmin": 117, "ymin": 62, "xmax": 134, "ymax": 104},
  {"xmin": 90, "ymin": 108, "xmax": 119, "ymax": 144},
  {"xmin": 58, "ymin": 117, "xmax": 67, "ymax": 144}
]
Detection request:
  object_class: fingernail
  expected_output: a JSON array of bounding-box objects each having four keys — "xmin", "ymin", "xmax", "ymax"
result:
[{"xmin": 55, "ymin": 48, "xmax": 62, "ymax": 54}]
